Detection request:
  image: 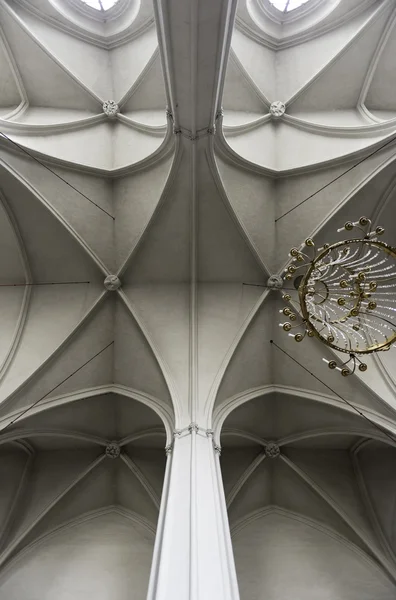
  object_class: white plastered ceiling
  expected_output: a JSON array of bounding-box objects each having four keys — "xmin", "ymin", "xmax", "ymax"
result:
[{"xmin": 0, "ymin": 0, "xmax": 396, "ymax": 597}]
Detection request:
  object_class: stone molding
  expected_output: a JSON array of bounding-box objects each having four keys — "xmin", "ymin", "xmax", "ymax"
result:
[
  {"xmin": 104, "ymin": 275, "xmax": 122, "ymax": 291},
  {"xmin": 105, "ymin": 442, "xmax": 121, "ymax": 459},
  {"xmin": 269, "ymin": 101, "xmax": 285, "ymax": 118},
  {"xmin": 165, "ymin": 423, "xmax": 222, "ymax": 455},
  {"xmin": 103, "ymin": 100, "xmax": 120, "ymax": 118}
]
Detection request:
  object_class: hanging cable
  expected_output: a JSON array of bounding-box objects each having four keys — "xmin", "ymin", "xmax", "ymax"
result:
[
  {"xmin": 0, "ymin": 132, "xmax": 115, "ymax": 220},
  {"xmin": 0, "ymin": 340, "xmax": 114, "ymax": 434},
  {"xmin": 0, "ymin": 281, "xmax": 90, "ymax": 287},
  {"xmin": 242, "ymin": 282, "xmax": 296, "ymax": 291},
  {"xmin": 270, "ymin": 339, "xmax": 396, "ymax": 445},
  {"xmin": 275, "ymin": 134, "xmax": 396, "ymax": 223}
]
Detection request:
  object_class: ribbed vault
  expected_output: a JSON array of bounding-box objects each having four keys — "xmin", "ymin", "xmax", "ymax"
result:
[
  {"xmin": 0, "ymin": 0, "xmax": 396, "ymax": 597},
  {"xmin": 220, "ymin": 394, "xmax": 396, "ymax": 598},
  {"xmin": 0, "ymin": 394, "xmax": 166, "ymax": 596}
]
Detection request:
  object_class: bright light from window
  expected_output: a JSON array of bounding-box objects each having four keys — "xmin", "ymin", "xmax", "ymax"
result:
[
  {"xmin": 269, "ymin": 0, "xmax": 310, "ymax": 11},
  {"xmin": 80, "ymin": 0, "xmax": 119, "ymax": 10}
]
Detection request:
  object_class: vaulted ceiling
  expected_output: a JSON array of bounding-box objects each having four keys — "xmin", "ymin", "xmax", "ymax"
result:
[
  {"xmin": 0, "ymin": 0, "xmax": 396, "ymax": 596},
  {"xmin": 220, "ymin": 393, "xmax": 396, "ymax": 597}
]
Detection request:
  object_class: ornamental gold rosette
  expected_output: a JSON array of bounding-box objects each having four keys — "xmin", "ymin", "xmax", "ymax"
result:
[{"xmin": 280, "ymin": 217, "xmax": 396, "ymax": 376}]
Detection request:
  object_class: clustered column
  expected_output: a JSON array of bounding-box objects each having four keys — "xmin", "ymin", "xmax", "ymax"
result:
[{"xmin": 147, "ymin": 423, "xmax": 240, "ymax": 600}]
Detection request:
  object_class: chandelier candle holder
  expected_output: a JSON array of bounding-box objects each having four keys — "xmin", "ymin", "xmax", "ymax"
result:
[{"xmin": 280, "ymin": 217, "xmax": 396, "ymax": 376}]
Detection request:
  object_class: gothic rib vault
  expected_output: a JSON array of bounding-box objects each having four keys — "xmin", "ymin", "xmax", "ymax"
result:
[{"xmin": 1, "ymin": 0, "xmax": 396, "ymax": 598}]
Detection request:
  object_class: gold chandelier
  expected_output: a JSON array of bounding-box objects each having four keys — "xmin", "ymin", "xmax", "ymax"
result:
[{"xmin": 281, "ymin": 217, "xmax": 396, "ymax": 376}]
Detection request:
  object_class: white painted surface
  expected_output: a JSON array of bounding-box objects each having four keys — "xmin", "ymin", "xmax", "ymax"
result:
[
  {"xmin": 0, "ymin": 512, "xmax": 154, "ymax": 600},
  {"xmin": 148, "ymin": 432, "xmax": 240, "ymax": 600},
  {"xmin": 233, "ymin": 512, "xmax": 396, "ymax": 600},
  {"xmin": 1, "ymin": 0, "xmax": 396, "ymax": 598}
]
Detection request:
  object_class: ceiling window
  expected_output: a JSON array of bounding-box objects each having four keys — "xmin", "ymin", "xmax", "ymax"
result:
[
  {"xmin": 79, "ymin": 0, "xmax": 119, "ymax": 10},
  {"xmin": 269, "ymin": 0, "xmax": 311, "ymax": 11}
]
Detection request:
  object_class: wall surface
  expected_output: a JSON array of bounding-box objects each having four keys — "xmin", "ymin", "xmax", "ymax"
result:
[
  {"xmin": 0, "ymin": 512, "xmax": 155, "ymax": 600},
  {"xmin": 232, "ymin": 512, "xmax": 396, "ymax": 600}
]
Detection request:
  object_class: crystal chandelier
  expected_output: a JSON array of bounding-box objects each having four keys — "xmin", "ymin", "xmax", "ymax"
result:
[{"xmin": 280, "ymin": 217, "xmax": 396, "ymax": 376}]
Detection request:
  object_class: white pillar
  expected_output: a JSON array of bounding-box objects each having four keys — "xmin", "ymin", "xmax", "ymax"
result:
[{"xmin": 147, "ymin": 424, "xmax": 240, "ymax": 600}]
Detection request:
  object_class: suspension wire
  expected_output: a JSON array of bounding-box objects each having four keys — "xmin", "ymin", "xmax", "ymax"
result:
[
  {"xmin": 0, "ymin": 281, "xmax": 90, "ymax": 287},
  {"xmin": 0, "ymin": 341, "xmax": 114, "ymax": 435},
  {"xmin": 242, "ymin": 282, "xmax": 295, "ymax": 291},
  {"xmin": 270, "ymin": 339, "xmax": 396, "ymax": 445},
  {"xmin": 0, "ymin": 132, "xmax": 115, "ymax": 220},
  {"xmin": 275, "ymin": 134, "xmax": 396, "ymax": 223}
]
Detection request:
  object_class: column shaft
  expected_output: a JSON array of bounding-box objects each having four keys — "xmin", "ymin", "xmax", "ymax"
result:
[{"xmin": 147, "ymin": 427, "xmax": 239, "ymax": 600}]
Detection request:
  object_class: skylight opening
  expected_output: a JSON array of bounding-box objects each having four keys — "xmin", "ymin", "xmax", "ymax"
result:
[
  {"xmin": 269, "ymin": 0, "xmax": 310, "ymax": 12},
  {"xmin": 79, "ymin": 0, "xmax": 119, "ymax": 10}
]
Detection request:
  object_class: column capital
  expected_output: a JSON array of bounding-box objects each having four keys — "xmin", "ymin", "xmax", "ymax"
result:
[
  {"xmin": 170, "ymin": 425, "xmax": 222, "ymax": 456},
  {"xmin": 213, "ymin": 443, "xmax": 222, "ymax": 456},
  {"xmin": 188, "ymin": 422, "xmax": 199, "ymax": 434}
]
